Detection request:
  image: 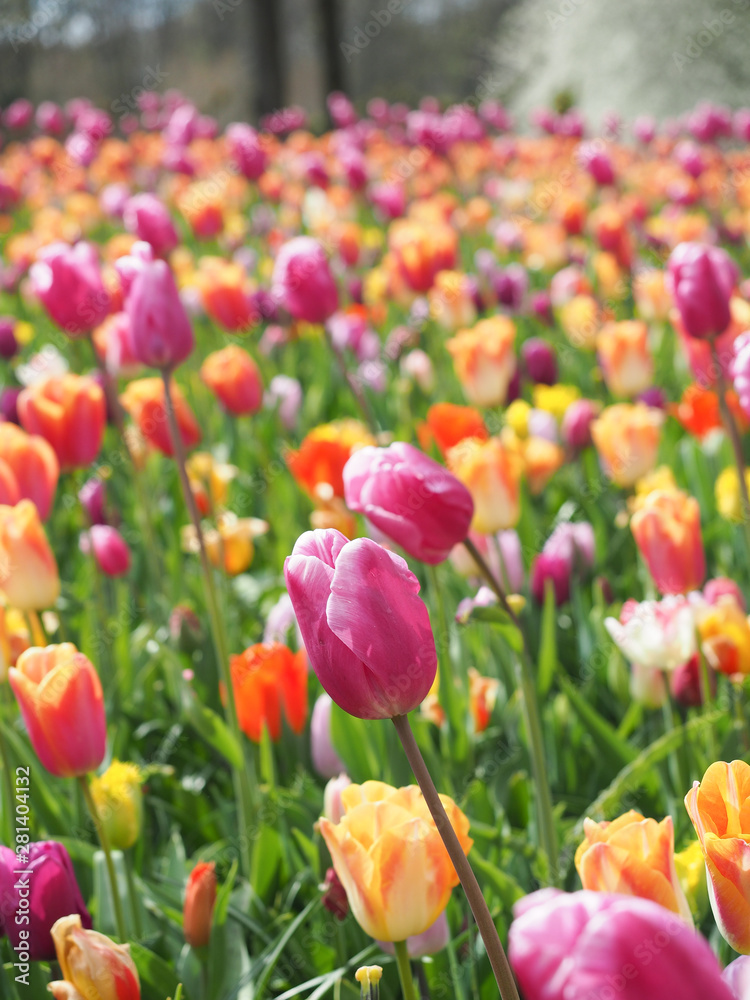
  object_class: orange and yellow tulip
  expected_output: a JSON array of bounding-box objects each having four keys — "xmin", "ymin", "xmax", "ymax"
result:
[
  {"xmin": 49, "ymin": 914, "xmax": 140, "ymax": 1000},
  {"xmin": 698, "ymin": 597, "xmax": 750, "ymax": 676},
  {"xmin": 447, "ymin": 436, "xmax": 523, "ymax": 534},
  {"xmin": 447, "ymin": 316, "xmax": 517, "ymax": 408},
  {"xmin": 120, "ymin": 376, "xmax": 201, "ymax": 456},
  {"xmin": 200, "ymin": 344, "xmax": 263, "ymax": 415},
  {"xmin": 630, "ymin": 488, "xmax": 705, "ymax": 595},
  {"xmin": 0, "ymin": 423, "xmax": 58, "ymax": 520},
  {"xmin": 596, "ymin": 320, "xmax": 653, "ymax": 398},
  {"xmin": 0, "ymin": 500, "xmax": 59, "ymax": 610},
  {"xmin": 591, "ymin": 403, "xmax": 664, "ymax": 488},
  {"xmin": 287, "ymin": 420, "xmax": 375, "ymax": 499},
  {"xmin": 183, "ymin": 861, "xmax": 217, "ymax": 948},
  {"xmin": 18, "ymin": 374, "xmax": 106, "ymax": 470}
]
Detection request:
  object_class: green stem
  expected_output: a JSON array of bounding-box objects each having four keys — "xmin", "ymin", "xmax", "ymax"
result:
[
  {"xmin": 0, "ymin": 713, "xmax": 14, "ymax": 846},
  {"xmin": 125, "ymin": 849, "xmax": 143, "ymax": 939},
  {"xmin": 696, "ymin": 639, "xmax": 718, "ymax": 762},
  {"xmin": 426, "ymin": 564, "xmax": 466, "ymax": 761},
  {"xmin": 323, "ymin": 328, "xmax": 378, "ymax": 434},
  {"xmin": 713, "ymin": 340, "xmax": 750, "ymax": 559},
  {"xmin": 393, "ymin": 941, "xmax": 417, "ymax": 1000},
  {"xmin": 391, "ymin": 714, "xmax": 519, "ymax": 1000},
  {"xmin": 78, "ymin": 774, "xmax": 128, "ymax": 942},
  {"xmin": 161, "ymin": 370, "xmax": 255, "ymax": 878}
]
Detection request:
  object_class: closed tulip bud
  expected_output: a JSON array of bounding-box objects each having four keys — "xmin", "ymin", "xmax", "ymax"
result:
[
  {"xmin": 0, "ymin": 423, "xmax": 58, "ymax": 520},
  {"xmin": 49, "ymin": 914, "xmax": 140, "ymax": 1000},
  {"xmin": 311, "ymin": 693, "xmax": 346, "ymax": 778},
  {"xmin": 531, "ymin": 551, "xmax": 572, "ymax": 605},
  {"xmin": 0, "ymin": 386, "xmax": 22, "ymax": 424},
  {"xmin": 126, "ymin": 259, "xmax": 194, "ymax": 370},
  {"xmin": 183, "ymin": 861, "xmax": 217, "ymax": 948},
  {"xmin": 324, "ymin": 773, "xmax": 352, "ymax": 824},
  {"xmin": 704, "ymin": 576, "xmax": 746, "ymax": 610},
  {"xmin": 9, "ymin": 643, "xmax": 105, "ymax": 777},
  {"xmin": 271, "ymin": 237, "xmax": 339, "ymax": 324},
  {"xmin": 285, "ymin": 529, "xmax": 437, "ymax": 719},
  {"xmin": 670, "ymin": 654, "xmax": 715, "ymax": 708},
  {"xmin": 78, "ymin": 477, "xmax": 107, "ymax": 525},
  {"xmin": 561, "ymin": 398, "xmax": 600, "ymax": 450},
  {"xmin": 90, "ymin": 761, "xmax": 143, "ymax": 851},
  {"xmin": 120, "ymin": 377, "xmax": 201, "ymax": 456},
  {"xmin": 18, "ymin": 374, "xmax": 106, "ymax": 470},
  {"xmin": 521, "ymin": 337, "xmax": 557, "ymax": 385},
  {"xmin": 87, "ymin": 525, "xmax": 131, "ymax": 577},
  {"xmin": 631, "ymin": 489, "xmax": 705, "ymax": 595},
  {"xmin": 0, "ymin": 316, "xmax": 18, "ymax": 358},
  {"xmin": 123, "ymin": 193, "xmax": 179, "ymax": 257},
  {"xmin": 200, "ymin": 345, "xmax": 263, "ymax": 415},
  {"xmin": 509, "ymin": 890, "xmax": 733, "ymax": 1000},
  {"xmin": 0, "ymin": 841, "xmax": 92, "ymax": 960},
  {"xmin": 0, "ymin": 500, "xmax": 60, "ymax": 609},
  {"xmin": 30, "ymin": 241, "xmax": 110, "ymax": 336},
  {"xmin": 226, "ymin": 122, "xmax": 267, "ymax": 179},
  {"xmin": 577, "ymin": 141, "xmax": 616, "ymax": 185},
  {"xmin": 667, "ymin": 242, "xmax": 738, "ymax": 340},
  {"xmin": 343, "ymin": 442, "xmax": 474, "ymax": 565}
]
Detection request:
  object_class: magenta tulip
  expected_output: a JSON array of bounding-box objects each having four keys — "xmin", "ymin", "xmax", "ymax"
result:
[
  {"xmin": 226, "ymin": 122, "xmax": 267, "ymax": 180},
  {"xmin": 509, "ymin": 889, "xmax": 734, "ymax": 1000},
  {"xmin": 343, "ymin": 442, "xmax": 474, "ymax": 565},
  {"xmin": 667, "ymin": 242, "xmax": 738, "ymax": 340},
  {"xmin": 87, "ymin": 525, "xmax": 131, "ymax": 577},
  {"xmin": 125, "ymin": 258, "xmax": 194, "ymax": 369},
  {"xmin": 284, "ymin": 529, "xmax": 437, "ymax": 719},
  {"xmin": 123, "ymin": 193, "xmax": 179, "ymax": 257},
  {"xmin": 271, "ymin": 237, "xmax": 339, "ymax": 324},
  {"xmin": 30, "ymin": 242, "xmax": 110, "ymax": 336}
]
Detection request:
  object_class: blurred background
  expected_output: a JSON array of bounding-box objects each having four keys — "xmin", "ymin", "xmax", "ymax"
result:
[{"xmin": 1, "ymin": 0, "xmax": 750, "ymax": 128}]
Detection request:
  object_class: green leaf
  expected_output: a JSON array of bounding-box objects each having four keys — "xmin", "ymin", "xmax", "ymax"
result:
[
  {"xmin": 250, "ymin": 824, "xmax": 282, "ymax": 902},
  {"xmin": 213, "ymin": 858, "xmax": 239, "ymax": 927},
  {"xmin": 537, "ymin": 580, "xmax": 557, "ymax": 696},
  {"xmin": 254, "ymin": 898, "xmax": 321, "ymax": 1000},
  {"xmin": 558, "ymin": 676, "xmax": 637, "ymax": 769},
  {"xmin": 470, "ymin": 851, "xmax": 525, "ymax": 909},
  {"xmin": 330, "ymin": 703, "xmax": 387, "ymax": 783},
  {"xmin": 130, "ymin": 942, "xmax": 181, "ymax": 1000},
  {"xmin": 182, "ymin": 696, "xmax": 244, "ymax": 770}
]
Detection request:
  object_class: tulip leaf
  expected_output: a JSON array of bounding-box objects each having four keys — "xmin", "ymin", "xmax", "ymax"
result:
[
  {"xmin": 558, "ymin": 675, "xmax": 637, "ymax": 769},
  {"xmin": 470, "ymin": 851, "xmax": 526, "ymax": 909},
  {"xmin": 251, "ymin": 824, "xmax": 283, "ymax": 901},
  {"xmin": 182, "ymin": 697, "xmax": 244, "ymax": 770},
  {"xmin": 130, "ymin": 942, "xmax": 182, "ymax": 1000},
  {"xmin": 208, "ymin": 906, "xmax": 253, "ymax": 1000},
  {"xmin": 213, "ymin": 857, "xmax": 239, "ymax": 927},
  {"xmin": 330, "ymin": 702, "xmax": 387, "ymax": 783},
  {"xmin": 537, "ymin": 579, "xmax": 558, "ymax": 696},
  {"xmin": 462, "ymin": 604, "xmax": 524, "ymax": 653}
]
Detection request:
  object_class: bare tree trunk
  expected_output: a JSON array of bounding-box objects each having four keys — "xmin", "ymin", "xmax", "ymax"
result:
[
  {"xmin": 317, "ymin": 0, "xmax": 346, "ymax": 97},
  {"xmin": 251, "ymin": 0, "xmax": 286, "ymax": 119}
]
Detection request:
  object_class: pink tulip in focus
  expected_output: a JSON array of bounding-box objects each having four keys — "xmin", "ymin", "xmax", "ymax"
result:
[
  {"xmin": 343, "ymin": 442, "xmax": 474, "ymax": 565},
  {"xmin": 271, "ymin": 237, "xmax": 339, "ymax": 324},
  {"xmin": 126, "ymin": 259, "xmax": 194, "ymax": 369},
  {"xmin": 30, "ymin": 242, "xmax": 110, "ymax": 336},
  {"xmin": 509, "ymin": 888, "xmax": 733, "ymax": 1000},
  {"xmin": 123, "ymin": 193, "xmax": 179, "ymax": 257},
  {"xmin": 667, "ymin": 242, "xmax": 738, "ymax": 340},
  {"xmin": 284, "ymin": 529, "xmax": 437, "ymax": 719}
]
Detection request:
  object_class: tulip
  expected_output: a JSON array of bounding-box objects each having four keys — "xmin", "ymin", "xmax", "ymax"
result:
[
  {"xmin": 508, "ymin": 889, "xmax": 733, "ymax": 1000},
  {"xmin": 9, "ymin": 643, "xmax": 105, "ymax": 778},
  {"xmin": 319, "ymin": 781, "xmax": 472, "ymax": 941},
  {"xmin": 229, "ymin": 642, "xmax": 307, "ymax": 742},
  {"xmin": 667, "ymin": 242, "xmax": 738, "ymax": 340},
  {"xmin": 343, "ymin": 442, "xmax": 474, "ymax": 565},
  {"xmin": 266, "ymin": 374, "xmax": 302, "ymax": 430},
  {"xmin": 226, "ymin": 122, "xmax": 267, "ymax": 179},
  {"xmin": 120, "ymin": 377, "xmax": 201, "ymax": 456},
  {"xmin": 724, "ymin": 956, "xmax": 750, "ymax": 999},
  {"xmin": 0, "ymin": 316, "xmax": 18, "ymax": 359},
  {"xmin": 83, "ymin": 525, "xmax": 131, "ymax": 577},
  {"xmin": 560, "ymin": 398, "xmax": 600, "ymax": 450},
  {"xmin": 428, "ymin": 270, "xmax": 477, "ymax": 330},
  {"xmin": 417, "ymin": 403, "xmax": 488, "ymax": 457},
  {"xmin": 531, "ymin": 551, "xmax": 573, "ymax": 605},
  {"xmin": 30, "ymin": 242, "xmax": 110, "ymax": 336},
  {"xmin": 196, "ymin": 257, "xmax": 259, "ymax": 333},
  {"xmin": 183, "ymin": 861, "xmax": 217, "ymax": 948},
  {"xmin": 0, "ymin": 841, "xmax": 92, "ymax": 960},
  {"xmin": 447, "ymin": 436, "xmax": 523, "ymax": 534},
  {"xmin": 705, "ymin": 576, "xmax": 746, "ymax": 610},
  {"xmin": 271, "ymin": 236, "xmax": 339, "ymax": 324},
  {"xmin": 200, "ymin": 345, "xmax": 263, "ymax": 416},
  {"xmin": 578, "ymin": 140, "xmax": 616, "ymax": 185},
  {"xmin": 399, "ymin": 349, "xmax": 435, "ymax": 393},
  {"xmin": 698, "ymin": 596, "xmax": 750, "ymax": 676},
  {"xmin": 388, "ymin": 219, "xmax": 458, "ymax": 294},
  {"xmin": 287, "ymin": 420, "xmax": 375, "ymax": 499},
  {"xmin": 284, "ymin": 529, "xmax": 437, "ymax": 719},
  {"xmin": 78, "ymin": 476, "xmax": 107, "ymax": 525},
  {"xmin": 18, "ymin": 375, "xmax": 106, "ymax": 472},
  {"xmin": 521, "ymin": 338, "xmax": 557, "ymax": 385},
  {"xmin": 324, "ymin": 773, "xmax": 352, "ymax": 825},
  {"xmin": 377, "ymin": 911, "xmax": 450, "ymax": 958},
  {"xmin": 685, "ymin": 760, "xmax": 750, "ymax": 954},
  {"xmin": 125, "ymin": 258, "xmax": 194, "ymax": 370},
  {"xmin": 123, "ymin": 193, "xmax": 179, "ymax": 257},
  {"xmin": 605, "ymin": 595, "xmax": 699, "ymax": 672},
  {"xmin": 0, "ymin": 500, "xmax": 60, "ymax": 610},
  {"xmin": 322, "ymin": 867, "xmax": 349, "ymax": 921},
  {"xmin": 591, "ymin": 403, "xmax": 664, "ymax": 488},
  {"xmin": 468, "ymin": 668, "xmax": 499, "ymax": 733},
  {"xmin": 447, "ymin": 316, "xmax": 517, "ymax": 408},
  {"xmin": 631, "ymin": 489, "xmax": 705, "ymax": 595},
  {"xmin": 0, "ymin": 423, "xmax": 58, "ymax": 520},
  {"xmin": 49, "ymin": 914, "xmax": 140, "ymax": 1000},
  {"xmin": 670, "ymin": 654, "xmax": 715, "ymax": 707},
  {"xmin": 0, "ymin": 387, "xmax": 22, "ymax": 425},
  {"xmin": 90, "ymin": 761, "xmax": 143, "ymax": 851},
  {"xmin": 575, "ymin": 811, "xmax": 692, "ymax": 922},
  {"xmin": 597, "ymin": 320, "xmax": 654, "ymax": 398},
  {"xmin": 311, "ymin": 693, "xmax": 346, "ymax": 779}
]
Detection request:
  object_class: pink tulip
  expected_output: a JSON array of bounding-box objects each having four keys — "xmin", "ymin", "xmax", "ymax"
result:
[
  {"xmin": 123, "ymin": 193, "xmax": 179, "ymax": 257},
  {"xmin": 343, "ymin": 442, "xmax": 474, "ymax": 565},
  {"xmin": 578, "ymin": 141, "xmax": 615, "ymax": 185},
  {"xmin": 271, "ymin": 237, "xmax": 339, "ymax": 324},
  {"xmin": 284, "ymin": 529, "xmax": 437, "ymax": 719},
  {"xmin": 226, "ymin": 123, "xmax": 267, "ymax": 180},
  {"xmin": 562, "ymin": 398, "xmax": 600, "ymax": 450},
  {"xmin": 667, "ymin": 242, "xmax": 738, "ymax": 340},
  {"xmin": 310, "ymin": 693, "xmax": 345, "ymax": 779},
  {"xmin": 35, "ymin": 101, "xmax": 66, "ymax": 135},
  {"xmin": 3, "ymin": 99, "xmax": 33, "ymax": 130},
  {"xmin": 509, "ymin": 889, "xmax": 733, "ymax": 1000},
  {"xmin": 724, "ymin": 956, "xmax": 750, "ymax": 999},
  {"xmin": 30, "ymin": 242, "xmax": 110, "ymax": 336},
  {"xmin": 114, "ymin": 240, "xmax": 154, "ymax": 297},
  {"xmin": 125, "ymin": 259, "xmax": 194, "ymax": 370},
  {"xmin": 323, "ymin": 773, "xmax": 351, "ymax": 824},
  {"xmin": 86, "ymin": 526, "xmax": 131, "ymax": 577}
]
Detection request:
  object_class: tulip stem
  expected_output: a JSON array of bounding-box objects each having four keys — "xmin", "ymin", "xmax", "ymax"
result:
[
  {"xmin": 26, "ymin": 610, "xmax": 46, "ymax": 648},
  {"xmin": 391, "ymin": 714, "xmax": 520, "ymax": 1000},
  {"xmin": 392, "ymin": 940, "xmax": 417, "ymax": 1000},
  {"xmin": 0, "ymin": 715, "xmax": 14, "ymax": 845},
  {"xmin": 161, "ymin": 369, "xmax": 255, "ymax": 879},
  {"xmin": 712, "ymin": 341, "xmax": 750, "ymax": 558},
  {"xmin": 462, "ymin": 538, "xmax": 559, "ymax": 879},
  {"xmin": 78, "ymin": 774, "xmax": 128, "ymax": 942},
  {"xmin": 323, "ymin": 327, "xmax": 378, "ymax": 434}
]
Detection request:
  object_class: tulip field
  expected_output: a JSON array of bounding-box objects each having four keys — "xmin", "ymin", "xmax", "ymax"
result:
[{"xmin": 3, "ymin": 91, "xmax": 750, "ymax": 1000}]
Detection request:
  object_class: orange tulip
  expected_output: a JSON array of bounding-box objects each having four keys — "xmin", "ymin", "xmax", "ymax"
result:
[
  {"xmin": 195, "ymin": 257, "xmax": 258, "ymax": 333},
  {"xmin": 417, "ymin": 403, "xmax": 488, "ymax": 457},
  {"xmin": 200, "ymin": 344, "xmax": 263, "ymax": 415},
  {"xmin": 685, "ymin": 760, "xmax": 750, "ymax": 953},
  {"xmin": 670, "ymin": 384, "xmax": 748, "ymax": 441},
  {"xmin": 468, "ymin": 668, "xmax": 499, "ymax": 734},
  {"xmin": 49, "ymin": 914, "xmax": 140, "ymax": 1000},
  {"xmin": 388, "ymin": 219, "xmax": 458, "ymax": 293},
  {"xmin": 698, "ymin": 597, "xmax": 750, "ymax": 677},
  {"xmin": 0, "ymin": 423, "xmax": 58, "ymax": 520},
  {"xmin": 120, "ymin": 377, "xmax": 201, "ymax": 456},
  {"xmin": 596, "ymin": 320, "xmax": 653, "ymax": 398},
  {"xmin": 18, "ymin": 374, "xmax": 106, "ymax": 470},
  {"xmin": 447, "ymin": 436, "xmax": 523, "ymax": 534},
  {"xmin": 0, "ymin": 500, "xmax": 60, "ymax": 610},
  {"xmin": 229, "ymin": 642, "xmax": 307, "ymax": 742},
  {"xmin": 287, "ymin": 420, "xmax": 375, "ymax": 499},
  {"xmin": 9, "ymin": 643, "xmax": 105, "ymax": 778},
  {"xmin": 575, "ymin": 810, "xmax": 692, "ymax": 923},
  {"xmin": 630, "ymin": 489, "xmax": 705, "ymax": 595},
  {"xmin": 0, "ymin": 607, "xmax": 30, "ymax": 682},
  {"xmin": 591, "ymin": 403, "xmax": 664, "ymax": 488},
  {"xmin": 319, "ymin": 780, "xmax": 472, "ymax": 941},
  {"xmin": 183, "ymin": 861, "xmax": 217, "ymax": 948},
  {"xmin": 447, "ymin": 316, "xmax": 517, "ymax": 408}
]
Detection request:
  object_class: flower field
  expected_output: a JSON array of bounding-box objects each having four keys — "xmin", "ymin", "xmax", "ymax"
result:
[{"xmin": 1, "ymin": 91, "xmax": 750, "ymax": 999}]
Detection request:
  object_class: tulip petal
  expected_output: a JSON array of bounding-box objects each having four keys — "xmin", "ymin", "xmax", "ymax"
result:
[{"xmin": 703, "ymin": 833, "xmax": 750, "ymax": 953}]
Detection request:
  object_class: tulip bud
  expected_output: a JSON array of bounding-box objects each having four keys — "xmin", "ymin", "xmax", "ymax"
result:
[
  {"xmin": 183, "ymin": 861, "xmax": 217, "ymax": 948},
  {"xmin": 578, "ymin": 141, "xmax": 616, "ymax": 185},
  {"xmin": 667, "ymin": 242, "xmax": 738, "ymax": 340},
  {"xmin": 323, "ymin": 773, "xmax": 351, "ymax": 824},
  {"xmin": 271, "ymin": 237, "xmax": 339, "ymax": 324},
  {"xmin": 226, "ymin": 122, "xmax": 267, "ymax": 180},
  {"xmin": 30, "ymin": 242, "xmax": 110, "ymax": 336},
  {"xmin": 531, "ymin": 551, "xmax": 571, "ymax": 605},
  {"xmin": 18, "ymin": 374, "xmax": 106, "ymax": 471},
  {"xmin": 126, "ymin": 259, "xmax": 194, "ymax": 370},
  {"xmin": 0, "ymin": 316, "xmax": 18, "ymax": 359},
  {"xmin": 322, "ymin": 867, "xmax": 349, "ymax": 921},
  {"xmin": 200, "ymin": 345, "xmax": 263, "ymax": 416},
  {"xmin": 0, "ymin": 423, "xmax": 59, "ymax": 520},
  {"xmin": 49, "ymin": 914, "xmax": 140, "ymax": 1000},
  {"xmin": 561, "ymin": 398, "xmax": 600, "ymax": 450},
  {"xmin": 90, "ymin": 761, "xmax": 143, "ymax": 851},
  {"xmin": 87, "ymin": 525, "xmax": 131, "ymax": 577},
  {"xmin": 311, "ymin": 693, "xmax": 346, "ymax": 778},
  {"xmin": 521, "ymin": 337, "xmax": 557, "ymax": 385},
  {"xmin": 0, "ymin": 387, "xmax": 22, "ymax": 424},
  {"xmin": 78, "ymin": 477, "xmax": 108, "ymax": 525},
  {"xmin": 123, "ymin": 193, "xmax": 179, "ymax": 257}
]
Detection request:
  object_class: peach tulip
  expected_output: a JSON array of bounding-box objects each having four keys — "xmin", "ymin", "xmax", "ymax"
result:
[
  {"xmin": 18, "ymin": 374, "xmax": 106, "ymax": 470},
  {"xmin": 49, "ymin": 914, "xmax": 140, "ymax": 1000},
  {"xmin": 630, "ymin": 489, "xmax": 705, "ymax": 595},
  {"xmin": 447, "ymin": 436, "xmax": 523, "ymax": 534},
  {"xmin": 591, "ymin": 403, "xmax": 664, "ymax": 488},
  {"xmin": 447, "ymin": 316, "xmax": 517, "ymax": 408},
  {"xmin": 0, "ymin": 500, "xmax": 60, "ymax": 610}
]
